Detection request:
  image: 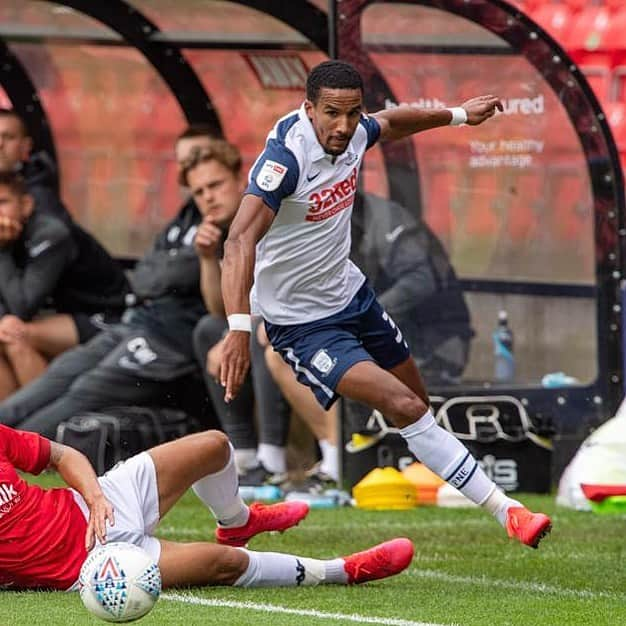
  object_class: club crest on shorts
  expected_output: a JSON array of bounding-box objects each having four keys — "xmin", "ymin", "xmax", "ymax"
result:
[
  {"xmin": 311, "ymin": 349, "xmax": 336, "ymax": 375},
  {"xmin": 257, "ymin": 159, "xmax": 287, "ymax": 191}
]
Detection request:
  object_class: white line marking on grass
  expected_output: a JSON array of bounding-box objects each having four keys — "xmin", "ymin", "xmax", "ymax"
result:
[
  {"xmin": 162, "ymin": 592, "xmax": 452, "ymax": 626},
  {"xmin": 158, "ymin": 518, "xmax": 490, "ymax": 537},
  {"xmin": 409, "ymin": 569, "xmax": 625, "ymax": 600}
]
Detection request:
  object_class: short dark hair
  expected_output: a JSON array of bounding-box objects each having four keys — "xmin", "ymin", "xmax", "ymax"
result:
[
  {"xmin": 176, "ymin": 124, "xmax": 223, "ymax": 143},
  {"xmin": 178, "ymin": 139, "xmax": 242, "ymax": 187},
  {"xmin": 0, "ymin": 108, "xmax": 29, "ymax": 137},
  {"xmin": 0, "ymin": 171, "xmax": 28, "ymax": 196},
  {"xmin": 306, "ymin": 60, "xmax": 363, "ymax": 103}
]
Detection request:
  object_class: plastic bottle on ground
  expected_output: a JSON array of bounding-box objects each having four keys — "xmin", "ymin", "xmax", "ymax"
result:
[{"xmin": 238, "ymin": 485, "xmax": 283, "ymax": 501}]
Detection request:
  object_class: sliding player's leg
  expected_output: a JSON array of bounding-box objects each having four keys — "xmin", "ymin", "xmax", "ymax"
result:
[{"xmin": 156, "ymin": 536, "xmax": 414, "ymax": 588}]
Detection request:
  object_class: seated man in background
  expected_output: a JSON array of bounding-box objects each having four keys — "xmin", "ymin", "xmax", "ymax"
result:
[
  {"xmin": 190, "ymin": 141, "xmax": 291, "ymax": 484},
  {"xmin": 0, "ymin": 129, "xmax": 222, "ymax": 439},
  {"xmin": 263, "ymin": 190, "xmax": 473, "ymax": 489},
  {"xmin": 0, "ymin": 423, "xmax": 413, "ymax": 590},
  {"xmin": 0, "ymin": 174, "xmax": 129, "ymax": 400},
  {"xmin": 0, "ymin": 108, "xmax": 70, "ymax": 223},
  {"xmin": 0, "ymin": 108, "xmax": 130, "ymax": 399}
]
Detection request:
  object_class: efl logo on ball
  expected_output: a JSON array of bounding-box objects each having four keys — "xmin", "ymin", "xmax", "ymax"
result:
[{"xmin": 79, "ymin": 542, "xmax": 161, "ymax": 623}]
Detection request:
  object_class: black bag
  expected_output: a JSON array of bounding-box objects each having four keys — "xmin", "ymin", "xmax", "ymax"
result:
[{"xmin": 56, "ymin": 406, "xmax": 203, "ymax": 474}]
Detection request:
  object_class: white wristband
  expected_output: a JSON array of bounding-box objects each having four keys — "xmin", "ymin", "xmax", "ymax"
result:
[
  {"xmin": 227, "ymin": 314, "xmax": 252, "ymax": 332},
  {"xmin": 446, "ymin": 107, "xmax": 468, "ymax": 126}
]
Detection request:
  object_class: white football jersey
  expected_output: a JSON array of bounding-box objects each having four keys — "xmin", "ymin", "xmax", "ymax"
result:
[{"xmin": 246, "ymin": 103, "xmax": 381, "ymax": 325}]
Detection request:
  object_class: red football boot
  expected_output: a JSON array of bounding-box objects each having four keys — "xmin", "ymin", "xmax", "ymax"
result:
[
  {"xmin": 506, "ymin": 506, "xmax": 552, "ymax": 549},
  {"xmin": 343, "ymin": 538, "xmax": 414, "ymax": 584},
  {"xmin": 215, "ymin": 501, "xmax": 310, "ymax": 547}
]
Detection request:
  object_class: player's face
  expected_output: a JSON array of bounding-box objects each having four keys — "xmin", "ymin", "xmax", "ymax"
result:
[
  {"xmin": 187, "ymin": 159, "xmax": 242, "ymax": 227},
  {"xmin": 0, "ymin": 116, "xmax": 31, "ymax": 173},
  {"xmin": 305, "ymin": 88, "xmax": 363, "ymax": 156},
  {"xmin": 175, "ymin": 136, "xmax": 213, "ymax": 170}
]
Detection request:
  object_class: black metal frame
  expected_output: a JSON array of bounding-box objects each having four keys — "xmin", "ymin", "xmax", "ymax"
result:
[{"xmin": 336, "ymin": 0, "xmax": 625, "ymax": 433}]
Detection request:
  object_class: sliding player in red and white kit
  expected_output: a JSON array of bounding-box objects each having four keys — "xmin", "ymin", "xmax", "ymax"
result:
[{"xmin": 0, "ymin": 424, "xmax": 413, "ymax": 590}]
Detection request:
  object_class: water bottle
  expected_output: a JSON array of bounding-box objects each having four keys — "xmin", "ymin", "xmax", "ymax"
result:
[
  {"xmin": 238, "ymin": 485, "xmax": 283, "ymax": 501},
  {"xmin": 284, "ymin": 491, "xmax": 339, "ymax": 508},
  {"xmin": 493, "ymin": 310, "xmax": 515, "ymax": 382}
]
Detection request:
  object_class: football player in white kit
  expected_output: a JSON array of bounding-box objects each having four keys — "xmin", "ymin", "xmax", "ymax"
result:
[{"xmin": 220, "ymin": 60, "xmax": 551, "ymax": 549}]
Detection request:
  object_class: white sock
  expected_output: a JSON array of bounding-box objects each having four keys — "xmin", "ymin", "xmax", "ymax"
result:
[
  {"xmin": 233, "ymin": 448, "xmax": 260, "ymax": 474},
  {"xmin": 257, "ymin": 443, "xmax": 287, "ymax": 474},
  {"xmin": 234, "ymin": 550, "xmax": 348, "ymax": 587},
  {"xmin": 319, "ymin": 440, "xmax": 339, "ymax": 481},
  {"xmin": 400, "ymin": 411, "xmax": 495, "ymax": 506},
  {"xmin": 483, "ymin": 487, "xmax": 523, "ymax": 526},
  {"xmin": 192, "ymin": 443, "xmax": 249, "ymax": 528}
]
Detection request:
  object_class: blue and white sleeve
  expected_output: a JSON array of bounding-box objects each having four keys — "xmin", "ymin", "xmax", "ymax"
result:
[
  {"xmin": 359, "ymin": 114, "xmax": 381, "ymax": 150},
  {"xmin": 245, "ymin": 140, "xmax": 300, "ymax": 212}
]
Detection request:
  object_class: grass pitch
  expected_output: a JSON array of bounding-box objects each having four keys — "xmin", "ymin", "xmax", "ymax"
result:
[{"xmin": 4, "ymin": 474, "xmax": 625, "ymax": 626}]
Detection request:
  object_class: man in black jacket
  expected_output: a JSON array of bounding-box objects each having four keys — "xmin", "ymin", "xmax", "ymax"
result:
[
  {"xmin": 0, "ymin": 129, "xmax": 219, "ymax": 438},
  {"xmin": 350, "ymin": 191, "xmax": 473, "ymax": 383},
  {"xmin": 0, "ymin": 111, "xmax": 130, "ymax": 399}
]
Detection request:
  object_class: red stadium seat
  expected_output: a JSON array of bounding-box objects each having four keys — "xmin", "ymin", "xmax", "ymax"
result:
[
  {"xmin": 579, "ymin": 63, "xmax": 612, "ymax": 105},
  {"xmin": 610, "ymin": 67, "xmax": 626, "ymax": 105},
  {"xmin": 531, "ymin": 4, "xmax": 573, "ymax": 45},
  {"xmin": 564, "ymin": 6, "xmax": 612, "ymax": 61},
  {"xmin": 604, "ymin": 9, "xmax": 626, "ymax": 67},
  {"xmin": 561, "ymin": 0, "xmax": 589, "ymax": 14},
  {"xmin": 509, "ymin": 0, "xmax": 542, "ymax": 16},
  {"xmin": 605, "ymin": 102, "xmax": 626, "ymax": 152}
]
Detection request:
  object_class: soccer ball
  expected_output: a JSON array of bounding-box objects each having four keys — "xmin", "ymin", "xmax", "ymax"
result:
[{"xmin": 79, "ymin": 542, "xmax": 162, "ymax": 622}]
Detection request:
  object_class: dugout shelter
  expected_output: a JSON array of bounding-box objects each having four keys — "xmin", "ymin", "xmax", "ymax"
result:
[{"xmin": 0, "ymin": 0, "xmax": 623, "ymax": 487}]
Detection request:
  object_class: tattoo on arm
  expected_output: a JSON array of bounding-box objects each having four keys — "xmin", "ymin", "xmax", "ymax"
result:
[{"xmin": 48, "ymin": 441, "xmax": 66, "ymax": 468}]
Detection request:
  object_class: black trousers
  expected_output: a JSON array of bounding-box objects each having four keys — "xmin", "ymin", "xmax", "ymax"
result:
[
  {"xmin": 192, "ymin": 315, "xmax": 289, "ymax": 450},
  {"xmin": 0, "ymin": 325, "xmax": 197, "ymax": 439}
]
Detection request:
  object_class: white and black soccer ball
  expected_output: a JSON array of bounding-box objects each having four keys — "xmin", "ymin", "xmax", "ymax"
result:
[{"xmin": 79, "ymin": 542, "xmax": 162, "ymax": 623}]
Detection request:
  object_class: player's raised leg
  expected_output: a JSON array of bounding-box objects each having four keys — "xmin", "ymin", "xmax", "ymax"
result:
[
  {"xmin": 337, "ymin": 359, "xmax": 551, "ymax": 548},
  {"xmin": 157, "ymin": 537, "xmax": 414, "ymax": 588},
  {"xmin": 148, "ymin": 431, "xmax": 309, "ymax": 545}
]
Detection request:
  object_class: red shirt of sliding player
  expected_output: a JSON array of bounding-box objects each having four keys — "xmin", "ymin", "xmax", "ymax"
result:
[{"xmin": 0, "ymin": 424, "xmax": 87, "ymax": 589}]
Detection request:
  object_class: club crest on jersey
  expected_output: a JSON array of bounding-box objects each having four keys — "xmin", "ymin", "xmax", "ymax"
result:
[
  {"xmin": 344, "ymin": 152, "xmax": 358, "ymax": 166},
  {"xmin": 311, "ymin": 349, "xmax": 336, "ymax": 375},
  {"xmin": 257, "ymin": 159, "xmax": 288, "ymax": 191},
  {"xmin": 0, "ymin": 482, "xmax": 19, "ymax": 519}
]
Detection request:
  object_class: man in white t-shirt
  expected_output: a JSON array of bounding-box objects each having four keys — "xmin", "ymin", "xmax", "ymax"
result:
[{"xmin": 220, "ymin": 60, "xmax": 551, "ymax": 549}]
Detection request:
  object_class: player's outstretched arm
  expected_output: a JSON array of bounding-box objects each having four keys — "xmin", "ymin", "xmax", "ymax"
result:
[
  {"xmin": 220, "ymin": 194, "xmax": 275, "ymax": 402},
  {"xmin": 372, "ymin": 95, "xmax": 503, "ymax": 142},
  {"xmin": 49, "ymin": 441, "xmax": 115, "ymax": 550}
]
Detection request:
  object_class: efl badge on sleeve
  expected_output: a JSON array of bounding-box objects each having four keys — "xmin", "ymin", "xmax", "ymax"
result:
[{"xmin": 257, "ymin": 159, "xmax": 288, "ymax": 191}]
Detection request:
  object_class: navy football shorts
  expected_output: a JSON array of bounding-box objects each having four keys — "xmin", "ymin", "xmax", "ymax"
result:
[{"xmin": 264, "ymin": 282, "xmax": 410, "ymax": 409}]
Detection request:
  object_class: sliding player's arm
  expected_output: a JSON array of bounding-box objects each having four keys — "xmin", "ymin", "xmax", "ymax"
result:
[{"xmin": 49, "ymin": 441, "xmax": 115, "ymax": 550}]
